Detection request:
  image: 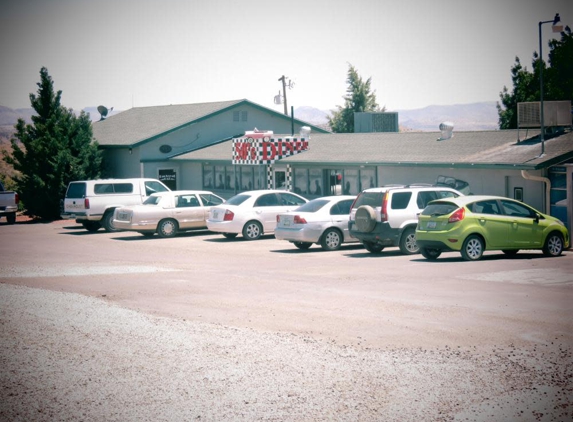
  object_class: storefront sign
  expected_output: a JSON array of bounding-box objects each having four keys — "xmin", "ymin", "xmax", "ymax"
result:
[{"xmin": 232, "ymin": 131, "xmax": 309, "ymax": 165}]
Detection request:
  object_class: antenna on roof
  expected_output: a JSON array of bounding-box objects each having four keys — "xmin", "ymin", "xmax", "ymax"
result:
[{"xmin": 97, "ymin": 105, "xmax": 113, "ymax": 121}]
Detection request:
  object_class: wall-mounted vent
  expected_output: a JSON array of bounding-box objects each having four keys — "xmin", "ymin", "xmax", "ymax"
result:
[{"xmin": 354, "ymin": 112, "xmax": 399, "ymax": 133}]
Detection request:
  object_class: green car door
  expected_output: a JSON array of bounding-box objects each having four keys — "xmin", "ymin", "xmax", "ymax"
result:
[
  {"xmin": 500, "ymin": 200, "xmax": 544, "ymax": 247},
  {"xmin": 470, "ymin": 200, "xmax": 510, "ymax": 248}
]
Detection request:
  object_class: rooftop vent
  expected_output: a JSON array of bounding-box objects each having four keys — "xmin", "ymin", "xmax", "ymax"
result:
[
  {"xmin": 438, "ymin": 122, "xmax": 454, "ymax": 141},
  {"xmin": 300, "ymin": 126, "xmax": 311, "ymax": 139}
]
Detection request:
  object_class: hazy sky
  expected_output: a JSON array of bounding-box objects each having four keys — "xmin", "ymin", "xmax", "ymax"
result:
[{"xmin": 1, "ymin": 0, "xmax": 571, "ymax": 113}]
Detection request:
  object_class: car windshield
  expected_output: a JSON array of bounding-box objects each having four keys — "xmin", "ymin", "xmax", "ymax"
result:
[
  {"xmin": 226, "ymin": 194, "xmax": 251, "ymax": 206},
  {"xmin": 295, "ymin": 199, "xmax": 329, "ymax": 213},
  {"xmin": 422, "ymin": 202, "xmax": 459, "ymax": 216},
  {"xmin": 143, "ymin": 196, "xmax": 162, "ymax": 205}
]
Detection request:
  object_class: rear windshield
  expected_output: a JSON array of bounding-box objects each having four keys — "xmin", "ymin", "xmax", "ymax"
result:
[
  {"xmin": 145, "ymin": 181, "xmax": 169, "ymax": 196},
  {"xmin": 143, "ymin": 196, "xmax": 162, "ymax": 205},
  {"xmin": 421, "ymin": 202, "xmax": 459, "ymax": 216},
  {"xmin": 353, "ymin": 191, "xmax": 383, "ymax": 208},
  {"xmin": 66, "ymin": 182, "xmax": 86, "ymax": 198},
  {"xmin": 226, "ymin": 194, "xmax": 251, "ymax": 206},
  {"xmin": 296, "ymin": 199, "xmax": 329, "ymax": 213}
]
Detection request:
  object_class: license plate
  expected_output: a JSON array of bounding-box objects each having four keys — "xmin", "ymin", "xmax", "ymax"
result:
[
  {"xmin": 283, "ymin": 220, "xmax": 291, "ymax": 227},
  {"xmin": 118, "ymin": 212, "xmax": 128, "ymax": 220},
  {"xmin": 427, "ymin": 221, "xmax": 437, "ymax": 229},
  {"xmin": 213, "ymin": 210, "xmax": 219, "ymax": 219}
]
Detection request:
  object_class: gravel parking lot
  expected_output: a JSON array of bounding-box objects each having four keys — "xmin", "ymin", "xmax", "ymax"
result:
[{"xmin": 1, "ymin": 220, "xmax": 572, "ymax": 421}]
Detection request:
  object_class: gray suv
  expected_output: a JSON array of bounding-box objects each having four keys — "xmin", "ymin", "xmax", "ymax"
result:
[{"xmin": 348, "ymin": 185, "xmax": 463, "ymax": 254}]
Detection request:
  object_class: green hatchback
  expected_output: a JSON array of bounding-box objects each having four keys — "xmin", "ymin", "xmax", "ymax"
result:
[{"xmin": 416, "ymin": 195, "xmax": 570, "ymax": 261}]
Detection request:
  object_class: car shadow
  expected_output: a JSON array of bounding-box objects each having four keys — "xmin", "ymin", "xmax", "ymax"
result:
[
  {"xmin": 410, "ymin": 252, "xmax": 561, "ymax": 263},
  {"xmin": 111, "ymin": 229, "xmax": 215, "ymax": 241},
  {"xmin": 271, "ymin": 244, "xmax": 364, "ymax": 254},
  {"xmin": 203, "ymin": 234, "xmax": 276, "ymax": 243}
]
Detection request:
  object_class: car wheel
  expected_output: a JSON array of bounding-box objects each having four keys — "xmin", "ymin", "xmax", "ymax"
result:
[
  {"xmin": 461, "ymin": 235, "xmax": 484, "ymax": 261},
  {"xmin": 363, "ymin": 241, "xmax": 384, "ymax": 253},
  {"xmin": 243, "ymin": 220, "xmax": 262, "ymax": 240},
  {"xmin": 294, "ymin": 242, "xmax": 312, "ymax": 250},
  {"xmin": 6, "ymin": 212, "xmax": 16, "ymax": 224},
  {"xmin": 399, "ymin": 227, "xmax": 419, "ymax": 254},
  {"xmin": 82, "ymin": 221, "xmax": 101, "ymax": 232},
  {"xmin": 223, "ymin": 233, "xmax": 238, "ymax": 239},
  {"xmin": 502, "ymin": 249, "xmax": 519, "ymax": 256},
  {"xmin": 158, "ymin": 219, "xmax": 178, "ymax": 238},
  {"xmin": 102, "ymin": 211, "xmax": 119, "ymax": 232},
  {"xmin": 542, "ymin": 232, "xmax": 564, "ymax": 257},
  {"xmin": 355, "ymin": 205, "xmax": 377, "ymax": 233},
  {"xmin": 321, "ymin": 228, "xmax": 343, "ymax": 251},
  {"xmin": 420, "ymin": 247, "xmax": 441, "ymax": 260}
]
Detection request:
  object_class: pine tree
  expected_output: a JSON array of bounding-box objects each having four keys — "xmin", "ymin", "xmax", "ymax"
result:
[
  {"xmin": 497, "ymin": 26, "xmax": 572, "ymax": 129},
  {"xmin": 328, "ymin": 64, "xmax": 384, "ymax": 133},
  {"xmin": 3, "ymin": 67, "xmax": 102, "ymax": 220}
]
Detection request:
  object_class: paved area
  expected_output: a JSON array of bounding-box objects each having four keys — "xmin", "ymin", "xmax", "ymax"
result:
[{"xmin": 1, "ymin": 220, "xmax": 572, "ymax": 421}]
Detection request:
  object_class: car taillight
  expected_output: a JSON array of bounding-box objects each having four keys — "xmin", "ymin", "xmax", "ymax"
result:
[
  {"xmin": 380, "ymin": 191, "xmax": 389, "ymax": 222},
  {"xmin": 448, "ymin": 207, "xmax": 465, "ymax": 223},
  {"xmin": 14, "ymin": 193, "xmax": 19, "ymax": 205},
  {"xmin": 293, "ymin": 215, "xmax": 307, "ymax": 224},
  {"xmin": 223, "ymin": 210, "xmax": 234, "ymax": 221},
  {"xmin": 84, "ymin": 198, "xmax": 90, "ymax": 209}
]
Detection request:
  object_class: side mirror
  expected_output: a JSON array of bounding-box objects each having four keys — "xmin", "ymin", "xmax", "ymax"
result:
[{"xmin": 534, "ymin": 213, "xmax": 541, "ymax": 223}]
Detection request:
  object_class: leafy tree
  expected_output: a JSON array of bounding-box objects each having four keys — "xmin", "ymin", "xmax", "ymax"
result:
[
  {"xmin": 3, "ymin": 67, "xmax": 102, "ymax": 220},
  {"xmin": 328, "ymin": 64, "xmax": 384, "ymax": 133},
  {"xmin": 498, "ymin": 26, "xmax": 572, "ymax": 129}
]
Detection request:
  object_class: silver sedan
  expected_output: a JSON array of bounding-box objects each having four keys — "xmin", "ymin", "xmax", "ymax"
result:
[
  {"xmin": 113, "ymin": 190, "xmax": 224, "ymax": 238},
  {"xmin": 275, "ymin": 195, "xmax": 359, "ymax": 251}
]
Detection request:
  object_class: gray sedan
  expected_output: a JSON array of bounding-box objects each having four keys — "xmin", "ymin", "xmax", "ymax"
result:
[{"xmin": 275, "ymin": 195, "xmax": 359, "ymax": 251}]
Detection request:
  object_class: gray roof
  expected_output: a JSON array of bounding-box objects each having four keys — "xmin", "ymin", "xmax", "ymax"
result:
[
  {"xmin": 92, "ymin": 99, "xmax": 329, "ymax": 147},
  {"xmin": 172, "ymin": 129, "xmax": 573, "ymax": 170},
  {"xmin": 92, "ymin": 100, "xmax": 244, "ymax": 147}
]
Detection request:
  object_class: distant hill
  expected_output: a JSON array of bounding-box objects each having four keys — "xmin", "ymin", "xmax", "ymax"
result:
[
  {"xmin": 294, "ymin": 102, "xmax": 499, "ymax": 132},
  {"xmin": 1, "ymin": 101, "xmax": 499, "ymax": 137}
]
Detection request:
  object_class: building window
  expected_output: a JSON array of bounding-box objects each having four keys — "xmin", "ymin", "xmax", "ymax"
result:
[
  {"xmin": 241, "ymin": 111, "xmax": 248, "ymax": 121},
  {"xmin": 309, "ymin": 169, "xmax": 323, "ymax": 196},
  {"xmin": 233, "ymin": 111, "xmax": 240, "ymax": 122},
  {"xmin": 203, "ymin": 165, "xmax": 214, "ymax": 189},
  {"xmin": 294, "ymin": 168, "xmax": 308, "ymax": 195}
]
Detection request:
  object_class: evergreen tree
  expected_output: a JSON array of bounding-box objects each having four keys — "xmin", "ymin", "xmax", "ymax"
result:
[
  {"xmin": 328, "ymin": 64, "xmax": 384, "ymax": 133},
  {"xmin": 497, "ymin": 26, "xmax": 572, "ymax": 129},
  {"xmin": 3, "ymin": 67, "xmax": 102, "ymax": 220}
]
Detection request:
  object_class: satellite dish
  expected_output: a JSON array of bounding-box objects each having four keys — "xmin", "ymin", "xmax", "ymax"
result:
[{"xmin": 97, "ymin": 105, "xmax": 113, "ymax": 121}]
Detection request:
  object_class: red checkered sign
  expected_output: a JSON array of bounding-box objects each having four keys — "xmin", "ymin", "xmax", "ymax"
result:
[{"xmin": 232, "ymin": 131, "xmax": 309, "ymax": 165}]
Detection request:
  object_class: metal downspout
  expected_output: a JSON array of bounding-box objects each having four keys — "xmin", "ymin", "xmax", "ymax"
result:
[{"xmin": 521, "ymin": 170, "xmax": 551, "ymax": 214}]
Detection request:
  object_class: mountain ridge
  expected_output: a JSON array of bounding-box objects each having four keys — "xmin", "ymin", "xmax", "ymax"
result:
[{"xmin": 0, "ymin": 101, "xmax": 499, "ymax": 133}]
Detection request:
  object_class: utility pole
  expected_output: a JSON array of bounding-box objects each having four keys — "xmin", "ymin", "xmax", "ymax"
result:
[{"xmin": 278, "ymin": 75, "xmax": 288, "ymax": 116}]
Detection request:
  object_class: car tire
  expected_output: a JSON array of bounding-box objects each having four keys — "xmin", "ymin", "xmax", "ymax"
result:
[
  {"xmin": 542, "ymin": 232, "xmax": 564, "ymax": 257},
  {"xmin": 461, "ymin": 235, "xmax": 484, "ymax": 261},
  {"xmin": 355, "ymin": 205, "xmax": 377, "ymax": 233},
  {"xmin": 399, "ymin": 227, "xmax": 419, "ymax": 255},
  {"xmin": 243, "ymin": 220, "xmax": 262, "ymax": 240},
  {"xmin": 420, "ymin": 247, "xmax": 441, "ymax": 260},
  {"xmin": 502, "ymin": 249, "xmax": 519, "ymax": 256},
  {"xmin": 294, "ymin": 242, "xmax": 312, "ymax": 250},
  {"xmin": 6, "ymin": 212, "xmax": 16, "ymax": 224},
  {"xmin": 223, "ymin": 233, "xmax": 238, "ymax": 239},
  {"xmin": 321, "ymin": 228, "xmax": 343, "ymax": 251},
  {"xmin": 363, "ymin": 241, "xmax": 384, "ymax": 253},
  {"xmin": 102, "ymin": 211, "xmax": 119, "ymax": 232},
  {"xmin": 158, "ymin": 219, "xmax": 178, "ymax": 238},
  {"xmin": 82, "ymin": 221, "xmax": 101, "ymax": 232}
]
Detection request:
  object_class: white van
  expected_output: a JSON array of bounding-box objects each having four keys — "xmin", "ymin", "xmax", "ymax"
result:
[{"xmin": 62, "ymin": 178, "xmax": 170, "ymax": 232}]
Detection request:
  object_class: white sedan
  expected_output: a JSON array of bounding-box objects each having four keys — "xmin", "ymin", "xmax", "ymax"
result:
[
  {"xmin": 275, "ymin": 195, "xmax": 359, "ymax": 251},
  {"xmin": 207, "ymin": 190, "xmax": 308, "ymax": 240},
  {"xmin": 113, "ymin": 190, "xmax": 224, "ymax": 238}
]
